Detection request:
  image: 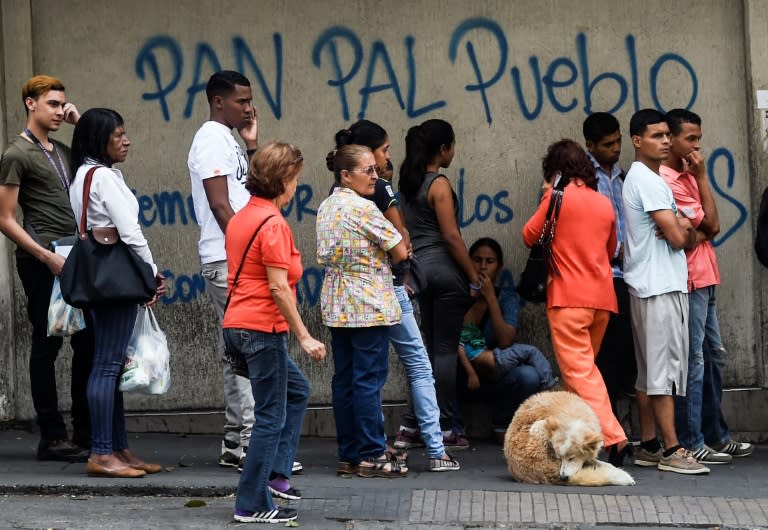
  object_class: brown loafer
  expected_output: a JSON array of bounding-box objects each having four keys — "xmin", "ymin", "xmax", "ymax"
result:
[
  {"xmin": 129, "ymin": 462, "xmax": 163, "ymax": 474},
  {"xmin": 86, "ymin": 460, "xmax": 146, "ymax": 478},
  {"xmin": 336, "ymin": 461, "xmax": 357, "ymax": 475}
]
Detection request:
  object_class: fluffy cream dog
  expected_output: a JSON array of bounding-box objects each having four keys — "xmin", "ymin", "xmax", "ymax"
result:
[{"xmin": 503, "ymin": 391, "xmax": 635, "ymax": 486}]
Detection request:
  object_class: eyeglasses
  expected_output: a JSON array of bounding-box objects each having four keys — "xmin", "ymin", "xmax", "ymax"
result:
[{"xmin": 351, "ymin": 165, "xmax": 378, "ymax": 177}]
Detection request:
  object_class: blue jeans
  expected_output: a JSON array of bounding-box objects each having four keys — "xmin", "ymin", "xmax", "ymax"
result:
[
  {"xmin": 676, "ymin": 286, "xmax": 727, "ymax": 450},
  {"xmin": 330, "ymin": 326, "xmax": 389, "ymax": 464},
  {"xmin": 455, "ymin": 354, "xmax": 542, "ymax": 434},
  {"xmin": 225, "ymin": 329, "xmax": 310, "ymax": 514},
  {"xmin": 87, "ymin": 304, "xmax": 137, "ymax": 455},
  {"xmin": 696, "ymin": 288, "xmax": 730, "ymax": 446},
  {"xmin": 390, "ymin": 285, "xmax": 444, "ymax": 458}
]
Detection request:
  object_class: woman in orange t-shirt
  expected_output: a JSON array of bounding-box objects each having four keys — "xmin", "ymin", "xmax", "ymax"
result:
[
  {"xmin": 522, "ymin": 139, "xmax": 630, "ymax": 466},
  {"xmin": 223, "ymin": 142, "xmax": 326, "ymax": 524}
]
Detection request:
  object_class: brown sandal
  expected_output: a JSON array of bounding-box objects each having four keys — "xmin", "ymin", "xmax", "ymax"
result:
[
  {"xmin": 357, "ymin": 455, "xmax": 408, "ymax": 478},
  {"xmin": 336, "ymin": 461, "xmax": 357, "ymax": 475}
]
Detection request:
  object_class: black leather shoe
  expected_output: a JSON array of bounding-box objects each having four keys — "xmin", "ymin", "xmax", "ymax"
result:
[{"xmin": 37, "ymin": 439, "xmax": 89, "ymax": 462}]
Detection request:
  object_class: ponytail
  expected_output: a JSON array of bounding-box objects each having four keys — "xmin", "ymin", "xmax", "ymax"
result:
[{"xmin": 398, "ymin": 119, "xmax": 454, "ymax": 202}]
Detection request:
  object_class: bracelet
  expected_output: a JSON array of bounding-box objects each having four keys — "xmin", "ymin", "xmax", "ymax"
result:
[
  {"xmin": 469, "ymin": 282, "xmax": 482, "ymax": 291},
  {"xmin": 246, "ymin": 148, "xmax": 257, "ymax": 157}
]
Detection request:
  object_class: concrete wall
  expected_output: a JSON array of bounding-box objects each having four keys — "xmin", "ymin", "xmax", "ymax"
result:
[{"xmin": 1, "ymin": 0, "xmax": 766, "ymax": 430}]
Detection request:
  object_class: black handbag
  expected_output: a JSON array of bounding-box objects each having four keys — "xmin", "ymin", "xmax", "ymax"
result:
[
  {"xmin": 517, "ymin": 188, "xmax": 563, "ymax": 303},
  {"xmin": 59, "ymin": 166, "xmax": 156, "ymax": 308},
  {"xmin": 223, "ymin": 214, "xmax": 276, "ymax": 378}
]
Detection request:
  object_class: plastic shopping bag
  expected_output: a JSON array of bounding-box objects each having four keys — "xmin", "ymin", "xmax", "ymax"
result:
[
  {"xmin": 47, "ymin": 277, "xmax": 86, "ymax": 337},
  {"xmin": 119, "ymin": 306, "xmax": 171, "ymax": 395}
]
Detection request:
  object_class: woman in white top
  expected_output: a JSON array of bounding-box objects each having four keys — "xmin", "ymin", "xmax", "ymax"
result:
[{"xmin": 69, "ymin": 108, "xmax": 165, "ymax": 478}]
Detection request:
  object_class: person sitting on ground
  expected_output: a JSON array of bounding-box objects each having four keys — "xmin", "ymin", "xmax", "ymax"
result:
[{"xmin": 456, "ymin": 237, "xmax": 556, "ymax": 444}]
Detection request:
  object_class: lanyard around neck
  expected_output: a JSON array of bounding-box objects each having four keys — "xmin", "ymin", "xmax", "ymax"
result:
[{"xmin": 24, "ymin": 128, "xmax": 70, "ymax": 191}]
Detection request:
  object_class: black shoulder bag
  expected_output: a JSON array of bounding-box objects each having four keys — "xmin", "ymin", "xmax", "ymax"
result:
[
  {"xmin": 517, "ymin": 189, "xmax": 563, "ymax": 303},
  {"xmin": 59, "ymin": 166, "xmax": 156, "ymax": 308},
  {"xmin": 223, "ymin": 214, "xmax": 276, "ymax": 378}
]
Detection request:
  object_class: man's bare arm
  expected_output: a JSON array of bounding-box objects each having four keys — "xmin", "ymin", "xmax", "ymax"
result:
[
  {"xmin": 650, "ymin": 209, "xmax": 696, "ymax": 250},
  {"xmin": 202, "ymin": 176, "xmax": 235, "ymax": 233},
  {"xmin": 0, "ymin": 184, "xmax": 64, "ymax": 274}
]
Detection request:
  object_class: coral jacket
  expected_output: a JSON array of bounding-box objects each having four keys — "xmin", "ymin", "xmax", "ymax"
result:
[{"xmin": 522, "ymin": 182, "xmax": 618, "ymax": 312}]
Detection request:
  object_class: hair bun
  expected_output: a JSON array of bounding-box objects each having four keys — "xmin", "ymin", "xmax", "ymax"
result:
[{"xmin": 325, "ymin": 150, "xmax": 336, "ymax": 172}]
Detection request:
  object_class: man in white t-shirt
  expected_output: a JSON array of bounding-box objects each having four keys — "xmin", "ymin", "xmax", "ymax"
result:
[
  {"xmin": 188, "ymin": 70, "xmax": 258, "ymax": 469},
  {"xmin": 622, "ymin": 109, "xmax": 707, "ymax": 475}
]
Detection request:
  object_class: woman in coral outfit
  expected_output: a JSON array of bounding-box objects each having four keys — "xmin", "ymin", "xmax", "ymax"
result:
[{"xmin": 522, "ymin": 139, "xmax": 630, "ymax": 466}]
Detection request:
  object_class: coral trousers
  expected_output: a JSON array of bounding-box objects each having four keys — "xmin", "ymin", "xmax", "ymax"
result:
[{"xmin": 547, "ymin": 307, "xmax": 627, "ymax": 447}]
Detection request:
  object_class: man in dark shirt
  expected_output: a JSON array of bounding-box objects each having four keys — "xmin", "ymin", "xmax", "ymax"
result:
[{"xmin": 0, "ymin": 75, "xmax": 92, "ymax": 461}]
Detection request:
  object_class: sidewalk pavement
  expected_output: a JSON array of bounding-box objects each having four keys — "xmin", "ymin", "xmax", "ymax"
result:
[{"xmin": 1, "ymin": 428, "xmax": 767, "ymax": 529}]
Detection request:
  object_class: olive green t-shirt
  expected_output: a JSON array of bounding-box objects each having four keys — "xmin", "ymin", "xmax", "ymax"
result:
[{"xmin": 0, "ymin": 135, "xmax": 77, "ymax": 248}]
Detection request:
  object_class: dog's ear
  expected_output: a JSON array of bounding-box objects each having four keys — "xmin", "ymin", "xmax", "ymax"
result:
[
  {"xmin": 584, "ymin": 432, "xmax": 603, "ymax": 454},
  {"xmin": 529, "ymin": 419, "xmax": 549, "ymax": 438}
]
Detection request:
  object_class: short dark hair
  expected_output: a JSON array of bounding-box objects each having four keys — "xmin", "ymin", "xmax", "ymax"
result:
[
  {"xmin": 206, "ymin": 70, "xmax": 250, "ymax": 104},
  {"xmin": 469, "ymin": 237, "xmax": 504, "ymax": 268},
  {"xmin": 70, "ymin": 108, "xmax": 125, "ymax": 172},
  {"xmin": 583, "ymin": 112, "xmax": 620, "ymax": 143},
  {"xmin": 542, "ymin": 139, "xmax": 597, "ymax": 190},
  {"xmin": 666, "ymin": 108, "xmax": 701, "ymax": 136},
  {"xmin": 629, "ymin": 109, "xmax": 666, "ymax": 137},
  {"xmin": 245, "ymin": 142, "xmax": 303, "ymax": 199}
]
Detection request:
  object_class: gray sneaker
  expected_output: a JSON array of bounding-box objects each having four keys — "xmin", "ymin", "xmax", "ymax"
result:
[
  {"xmin": 658, "ymin": 448, "xmax": 710, "ymax": 475},
  {"xmin": 691, "ymin": 445, "xmax": 732, "ymax": 464},
  {"xmin": 633, "ymin": 447, "xmax": 662, "ymax": 467},
  {"xmin": 711, "ymin": 440, "xmax": 754, "ymax": 458}
]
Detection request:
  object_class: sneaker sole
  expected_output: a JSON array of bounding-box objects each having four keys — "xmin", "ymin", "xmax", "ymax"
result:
[
  {"xmin": 430, "ymin": 465, "xmax": 461, "ymax": 472},
  {"xmin": 657, "ymin": 462, "xmax": 710, "ymax": 474},
  {"xmin": 393, "ymin": 441, "xmax": 423, "ymax": 449},
  {"xmin": 633, "ymin": 459, "xmax": 660, "ymax": 467},
  {"xmin": 697, "ymin": 459, "xmax": 731, "ymax": 465},
  {"xmin": 234, "ymin": 514, "xmax": 297, "ymax": 523},
  {"xmin": 268, "ymin": 486, "xmax": 302, "ymax": 500}
]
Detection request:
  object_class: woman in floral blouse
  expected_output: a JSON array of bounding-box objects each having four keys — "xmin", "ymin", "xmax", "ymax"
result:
[{"xmin": 316, "ymin": 144, "xmax": 409, "ymax": 478}]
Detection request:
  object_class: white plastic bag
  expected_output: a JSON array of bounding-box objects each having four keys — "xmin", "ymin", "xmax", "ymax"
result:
[
  {"xmin": 47, "ymin": 277, "xmax": 86, "ymax": 337},
  {"xmin": 119, "ymin": 306, "xmax": 171, "ymax": 395}
]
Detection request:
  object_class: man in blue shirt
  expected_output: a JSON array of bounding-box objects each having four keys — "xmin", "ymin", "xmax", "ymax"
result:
[{"xmin": 583, "ymin": 112, "xmax": 636, "ymax": 413}]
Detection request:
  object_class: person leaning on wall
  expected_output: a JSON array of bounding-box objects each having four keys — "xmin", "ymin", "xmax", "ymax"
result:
[
  {"xmin": 456, "ymin": 237, "xmax": 556, "ymax": 444},
  {"xmin": 188, "ymin": 70, "xmax": 270, "ymax": 472},
  {"xmin": 0, "ymin": 75, "xmax": 92, "ymax": 462}
]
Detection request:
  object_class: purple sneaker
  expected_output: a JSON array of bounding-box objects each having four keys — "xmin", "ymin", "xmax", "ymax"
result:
[
  {"xmin": 393, "ymin": 429, "xmax": 424, "ymax": 449},
  {"xmin": 268, "ymin": 476, "xmax": 302, "ymax": 500}
]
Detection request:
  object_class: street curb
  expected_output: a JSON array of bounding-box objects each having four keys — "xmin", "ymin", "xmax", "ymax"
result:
[{"xmin": 0, "ymin": 484, "xmax": 236, "ymax": 497}]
